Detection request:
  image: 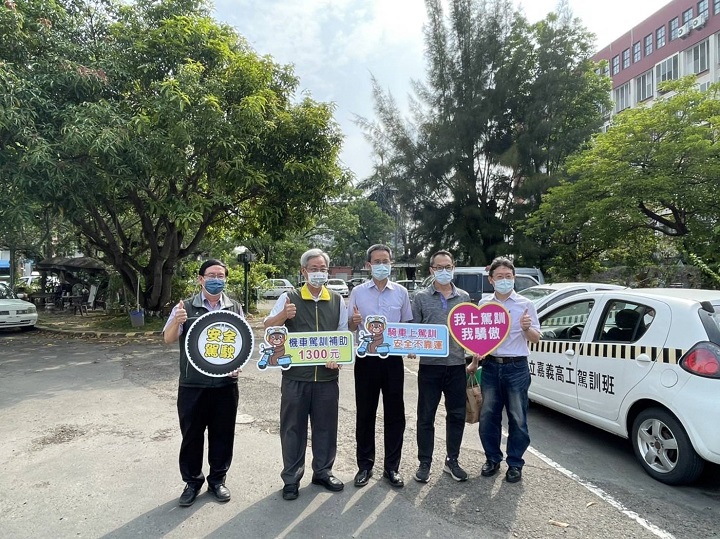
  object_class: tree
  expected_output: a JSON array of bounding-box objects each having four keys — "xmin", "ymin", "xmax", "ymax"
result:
[
  {"xmin": 357, "ymin": 0, "xmax": 608, "ymax": 267},
  {"xmin": 311, "ymin": 187, "xmax": 395, "ymax": 267},
  {"xmin": 525, "ymin": 79, "xmax": 720, "ymax": 279},
  {"xmin": 0, "ymin": 0, "xmax": 345, "ymax": 311}
]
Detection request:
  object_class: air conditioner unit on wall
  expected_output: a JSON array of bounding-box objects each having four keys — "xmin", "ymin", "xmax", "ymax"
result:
[
  {"xmin": 692, "ymin": 14, "xmax": 708, "ymax": 30},
  {"xmin": 678, "ymin": 24, "xmax": 690, "ymax": 39}
]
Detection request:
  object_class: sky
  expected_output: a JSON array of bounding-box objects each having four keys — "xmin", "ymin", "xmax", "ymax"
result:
[{"xmin": 213, "ymin": 0, "xmax": 672, "ymax": 181}]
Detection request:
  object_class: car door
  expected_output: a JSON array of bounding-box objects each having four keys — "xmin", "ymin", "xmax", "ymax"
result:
[
  {"xmin": 529, "ymin": 298, "xmax": 597, "ymax": 410},
  {"xmin": 575, "ymin": 297, "xmax": 671, "ymax": 421}
]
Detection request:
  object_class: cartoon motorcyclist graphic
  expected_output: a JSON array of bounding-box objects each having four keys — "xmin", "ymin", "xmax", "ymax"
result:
[
  {"xmin": 258, "ymin": 326, "xmax": 293, "ymax": 370},
  {"xmin": 356, "ymin": 315, "xmax": 391, "ymax": 358}
]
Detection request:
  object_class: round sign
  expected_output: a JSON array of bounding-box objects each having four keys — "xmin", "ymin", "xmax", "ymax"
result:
[{"xmin": 184, "ymin": 310, "xmax": 254, "ymax": 377}]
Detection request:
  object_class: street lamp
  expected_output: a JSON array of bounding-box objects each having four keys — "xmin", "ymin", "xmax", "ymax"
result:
[{"xmin": 233, "ymin": 246, "xmax": 256, "ymax": 310}]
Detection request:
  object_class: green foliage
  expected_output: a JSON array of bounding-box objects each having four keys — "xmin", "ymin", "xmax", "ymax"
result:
[
  {"xmin": 358, "ymin": 0, "xmax": 608, "ymax": 267},
  {"xmin": 0, "ymin": 0, "xmax": 346, "ymax": 312},
  {"xmin": 309, "ymin": 186, "xmax": 395, "ymax": 268},
  {"xmin": 687, "ymin": 253, "xmax": 720, "ymax": 287},
  {"xmin": 527, "ymin": 78, "xmax": 720, "ymax": 278}
]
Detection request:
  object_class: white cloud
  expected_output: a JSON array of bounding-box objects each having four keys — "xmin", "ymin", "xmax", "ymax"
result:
[{"xmin": 214, "ymin": 0, "xmax": 671, "ymax": 180}]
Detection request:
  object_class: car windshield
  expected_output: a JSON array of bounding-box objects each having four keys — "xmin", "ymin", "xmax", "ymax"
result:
[
  {"xmin": 0, "ymin": 284, "xmax": 17, "ymax": 300},
  {"xmin": 519, "ymin": 287, "xmax": 556, "ymax": 302},
  {"xmin": 328, "ymin": 280, "xmax": 344, "ymax": 285}
]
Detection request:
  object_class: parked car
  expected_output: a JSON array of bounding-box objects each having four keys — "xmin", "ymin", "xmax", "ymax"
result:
[
  {"xmin": 529, "ymin": 288, "xmax": 720, "ymax": 485},
  {"xmin": 326, "ymin": 278, "xmax": 349, "ymax": 297},
  {"xmin": 346, "ymin": 277, "xmax": 368, "ymax": 291},
  {"xmin": 519, "ymin": 282, "xmax": 627, "ymax": 314},
  {"xmin": 259, "ymin": 278, "xmax": 295, "ymax": 299},
  {"xmin": 0, "ymin": 282, "xmax": 38, "ymax": 331},
  {"xmin": 421, "ymin": 268, "xmax": 539, "ymax": 302}
]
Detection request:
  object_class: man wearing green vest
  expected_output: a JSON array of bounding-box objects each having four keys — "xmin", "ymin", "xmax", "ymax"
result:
[{"xmin": 264, "ymin": 248, "xmax": 348, "ymax": 501}]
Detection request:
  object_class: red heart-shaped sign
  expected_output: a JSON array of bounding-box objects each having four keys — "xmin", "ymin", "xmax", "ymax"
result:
[{"xmin": 448, "ymin": 302, "xmax": 511, "ymax": 356}]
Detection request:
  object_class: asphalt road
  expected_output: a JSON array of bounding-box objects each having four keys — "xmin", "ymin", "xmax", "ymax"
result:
[{"xmin": 0, "ymin": 329, "xmax": 715, "ymax": 539}]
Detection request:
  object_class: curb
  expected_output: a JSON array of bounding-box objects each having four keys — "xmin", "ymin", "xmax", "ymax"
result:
[{"xmin": 35, "ymin": 325, "xmax": 163, "ymax": 338}]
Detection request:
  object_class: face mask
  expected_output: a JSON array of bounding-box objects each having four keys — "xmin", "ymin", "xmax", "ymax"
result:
[
  {"xmin": 307, "ymin": 271, "xmax": 329, "ymax": 287},
  {"xmin": 203, "ymin": 278, "xmax": 225, "ymax": 295},
  {"xmin": 493, "ymin": 278, "xmax": 514, "ymax": 295},
  {"xmin": 433, "ymin": 269, "xmax": 454, "ymax": 285},
  {"xmin": 371, "ymin": 264, "xmax": 391, "ymax": 281}
]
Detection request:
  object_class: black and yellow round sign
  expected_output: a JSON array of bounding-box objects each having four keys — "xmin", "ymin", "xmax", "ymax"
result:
[{"xmin": 184, "ymin": 310, "xmax": 254, "ymax": 377}]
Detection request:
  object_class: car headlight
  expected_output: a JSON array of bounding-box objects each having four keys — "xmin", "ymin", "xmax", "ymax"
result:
[{"xmin": 18, "ymin": 306, "xmax": 37, "ymax": 314}]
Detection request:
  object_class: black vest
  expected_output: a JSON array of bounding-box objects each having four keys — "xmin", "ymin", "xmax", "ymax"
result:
[
  {"xmin": 178, "ymin": 293, "xmax": 243, "ymax": 387},
  {"xmin": 282, "ymin": 288, "xmax": 342, "ymax": 382}
]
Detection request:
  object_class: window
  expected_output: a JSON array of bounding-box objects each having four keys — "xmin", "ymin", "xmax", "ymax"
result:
[
  {"xmin": 612, "ymin": 55, "xmax": 620, "ymax": 75},
  {"xmin": 540, "ymin": 300, "xmax": 595, "ymax": 342},
  {"xmin": 603, "ymin": 63, "xmax": 610, "ymax": 77},
  {"xmin": 715, "ymin": 0, "xmax": 720, "ymax": 15},
  {"xmin": 688, "ymin": 39, "xmax": 710, "ymax": 74},
  {"xmin": 633, "ymin": 41, "xmax": 641, "ymax": 63},
  {"xmin": 656, "ymin": 26, "xmax": 666, "ymax": 48},
  {"xmin": 598, "ymin": 302, "xmax": 651, "ymax": 343},
  {"xmin": 670, "ymin": 17, "xmax": 679, "ymax": 40},
  {"xmin": 622, "ymin": 48, "xmax": 630, "ymax": 69},
  {"xmin": 699, "ymin": 0, "xmax": 709, "ymax": 17},
  {"xmin": 644, "ymin": 34, "xmax": 653, "ymax": 56},
  {"xmin": 683, "ymin": 8, "xmax": 694, "ymax": 25},
  {"xmin": 636, "ymin": 71, "xmax": 654, "ymax": 101},
  {"xmin": 656, "ymin": 55, "xmax": 680, "ymax": 87},
  {"xmin": 614, "ymin": 82, "xmax": 632, "ymax": 112}
]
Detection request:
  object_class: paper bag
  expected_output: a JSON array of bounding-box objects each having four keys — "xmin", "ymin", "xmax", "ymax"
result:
[{"xmin": 465, "ymin": 374, "xmax": 482, "ymax": 424}]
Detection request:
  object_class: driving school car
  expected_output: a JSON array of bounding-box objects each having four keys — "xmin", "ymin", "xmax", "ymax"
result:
[{"xmin": 529, "ymin": 288, "xmax": 720, "ymax": 485}]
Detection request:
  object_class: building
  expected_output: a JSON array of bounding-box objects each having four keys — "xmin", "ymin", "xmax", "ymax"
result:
[{"xmin": 593, "ymin": 0, "xmax": 720, "ymax": 121}]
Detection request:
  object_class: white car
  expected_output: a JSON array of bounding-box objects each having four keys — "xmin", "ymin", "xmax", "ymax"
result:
[
  {"xmin": 260, "ymin": 279, "xmax": 295, "ymax": 299},
  {"xmin": 0, "ymin": 282, "xmax": 38, "ymax": 331},
  {"xmin": 529, "ymin": 288, "xmax": 720, "ymax": 485},
  {"xmin": 519, "ymin": 282, "xmax": 627, "ymax": 314},
  {"xmin": 325, "ymin": 278, "xmax": 349, "ymax": 297}
]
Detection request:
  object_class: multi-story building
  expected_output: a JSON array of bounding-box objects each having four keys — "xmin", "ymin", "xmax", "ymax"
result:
[{"xmin": 593, "ymin": 0, "xmax": 720, "ymax": 121}]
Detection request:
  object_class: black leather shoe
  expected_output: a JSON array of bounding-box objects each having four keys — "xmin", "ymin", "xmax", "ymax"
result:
[
  {"xmin": 506, "ymin": 466, "xmax": 522, "ymax": 483},
  {"xmin": 282, "ymin": 483, "xmax": 299, "ymax": 501},
  {"xmin": 312, "ymin": 474, "xmax": 344, "ymax": 492},
  {"xmin": 354, "ymin": 469, "xmax": 373, "ymax": 487},
  {"xmin": 383, "ymin": 470, "xmax": 404, "ymax": 488},
  {"xmin": 480, "ymin": 460, "xmax": 501, "ymax": 477},
  {"xmin": 178, "ymin": 484, "xmax": 201, "ymax": 507},
  {"xmin": 208, "ymin": 483, "xmax": 231, "ymax": 502}
]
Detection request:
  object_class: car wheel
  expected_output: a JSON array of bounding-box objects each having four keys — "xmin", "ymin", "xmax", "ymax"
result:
[{"xmin": 631, "ymin": 407, "xmax": 704, "ymax": 485}]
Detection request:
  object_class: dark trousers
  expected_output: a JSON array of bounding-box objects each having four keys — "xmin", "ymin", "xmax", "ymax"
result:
[
  {"xmin": 354, "ymin": 354, "xmax": 406, "ymax": 472},
  {"xmin": 280, "ymin": 377, "xmax": 339, "ymax": 486},
  {"xmin": 417, "ymin": 363, "xmax": 467, "ymax": 464},
  {"xmin": 177, "ymin": 384, "xmax": 239, "ymax": 488}
]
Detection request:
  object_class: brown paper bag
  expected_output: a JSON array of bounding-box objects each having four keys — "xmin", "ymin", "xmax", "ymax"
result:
[{"xmin": 465, "ymin": 375, "xmax": 482, "ymax": 424}]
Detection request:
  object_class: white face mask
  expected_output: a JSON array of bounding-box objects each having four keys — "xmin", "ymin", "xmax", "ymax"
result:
[
  {"xmin": 493, "ymin": 278, "xmax": 514, "ymax": 295},
  {"xmin": 307, "ymin": 271, "xmax": 329, "ymax": 287}
]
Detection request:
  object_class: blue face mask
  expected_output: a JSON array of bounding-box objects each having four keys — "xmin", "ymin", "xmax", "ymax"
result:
[
  {"xmin": 433, "ymin": 269, "xmax": 454, "ymax": 285},
  {"xmin": 203, "ymin": 278, "xmax": 225, "ymax": 295},
  {"xmin": 493, "ymin": 278, "xmax": 514, "ymax": 295},
  {"xmin": 371, "ymin": 264, "xmax": 391, "ymax": 281}
]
